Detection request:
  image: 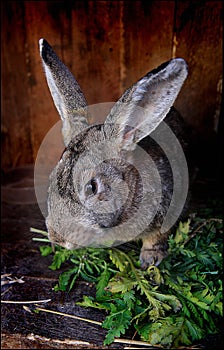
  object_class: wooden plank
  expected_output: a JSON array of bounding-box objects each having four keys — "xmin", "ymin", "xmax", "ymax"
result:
[
  {"xmin": 70, "ymin": 1, "xmax": 122, "ymax": 107},
  {"xmin": 1, "ymin": 279, "xmax": 111, "ymax": 349},
  {"xmin": 173, "ymin": 1, "xmax": 223, "ymax": 131},
  {"xmin": 1, "ymin": 0, "xmax": 223, "ymax": 172},
  {"xmin": 1, "ymin": 200, "xmax": 120, "ymax": 349},
  {"xmin": 23, "ymin": 1, "xmax": 69, "ymax": 165},
  {"xmin": 1, "ymin": 1, "xmax": 33, "ymax": 168},
  {"xmin": 1, "ymin": 333, "xmax": 97, "ymax": 350},
  {"xmin": 22, "ymin": 1, "xmax": 123, "ymax": 162},
  {"xmin": 122, "ymin": 1, "xmax": 175, "ymax": 89},
  {"xmin": 172, "ymin": 1, "xmax": 223, "ymax": 176}
]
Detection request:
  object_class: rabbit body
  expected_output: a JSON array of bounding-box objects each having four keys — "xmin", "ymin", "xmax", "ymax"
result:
[{"xmin": 40, "ymin": 39, "xmax": 189, "ymax": 268}]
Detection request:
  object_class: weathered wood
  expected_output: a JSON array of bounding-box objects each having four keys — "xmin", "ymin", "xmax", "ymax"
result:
[
  {"xmin": 173, "ymin": 1, "xmax": 223, "ymax": 177},
  {"xmin": 70, "ymin": 1, "xmax": 123, "ymax": 105},
  {"xmin": 1, "ymin": 278, "xmax": 112, "ymax": 349},
  {"xmin": 1, "ymin": 1, "xmax": 222, "ymax": 169},
  {"xmin": 23, "ymin": 1, "xmax": 63, "ymax": 164},
  {"xmin": 1, "ymin": 1, "xmax": 32, "ymax": 168},
  {"xmin": 174, "ymin": 1, "xmax": 223, "ymax": 131},
  {"xmin": 1, "ymin": 333, "xmax": 98, "ymax": 350},
  {"xmin": 1, "ymin": 201, "xmax": 122, "ymax": 349},
  {"xmin": 122, "ymin": 1, "xmax": 175, "ymax": 89}
]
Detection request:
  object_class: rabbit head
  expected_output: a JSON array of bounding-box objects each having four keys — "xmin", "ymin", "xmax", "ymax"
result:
[{"xmin": 39, "ymin": 38, "xmax": 188, "ymax": 267}]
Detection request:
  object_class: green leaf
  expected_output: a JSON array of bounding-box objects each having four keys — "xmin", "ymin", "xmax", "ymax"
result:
[
  {"xmin": 150, "ymin": 291, "xmax": 182, "ymax": 313},
  {"xmin": 34, "ymin": 207, "xmax": 223, "ymax": 349},
  {"xmin": 96, "ymin": 267, "xmax": 111, "ymax": 300},
  {"xmin": 108, "ymin": 248, "xmax": 128, "ymax": 272},
  {"xmin": 106, "ymin": 275, "xmax": 136, "ymax": 294},
  {"xmin": 123, "ymin": 290, "xmax": 136, "ymax": 310},
  {"xmin": 39, "ymin": 245, "xmax": 53, "ymax": 256},
  {"xmin": 102, "ymin": 308, "xmax": 132, "ymax": 345},
  {"xmin": 56, "ymin": 267, "xmax": 78, "ymax": 291},
  {"xmin": 185, "ymin": 319, "xmax": 204, "ymax": 341},
  {"xmin": 49, "ymin": 248, "xmax": 73, "ymax": 270},
  {"xmin": 138, "ymin": 317, "xmax": 190, "ymax": 348},
  {"xmin": 146, "ymin": 265, "xmax": 163, "ymax": 285},
  {"xmin": 77, "ymin": 295, "xmax": 109, "ymax": 310},
  {"xmin": 174, "ymin": 220, "xmax": 190, "ymax": 245},
  {"xmin": 188, "ymin": 295, "xmax": 209, "ymax": 310},
  {"xmin": 215, "ymin": 302, "xmax": 223, "ymax": 316}
]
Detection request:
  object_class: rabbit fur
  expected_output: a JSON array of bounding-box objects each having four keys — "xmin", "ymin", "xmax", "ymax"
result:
[{"xmin": 39, "ymin": 38, "xmax": 189, "ymax": 268}]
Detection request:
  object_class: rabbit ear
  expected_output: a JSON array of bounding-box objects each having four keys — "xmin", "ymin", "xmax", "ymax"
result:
[
  {"xmin": 39, "ymin": 38, "xmax": 89, "ymax": 146},
  {"xmin": 105, "ymin": 58, "xmax": 188, "ymax": 151}
]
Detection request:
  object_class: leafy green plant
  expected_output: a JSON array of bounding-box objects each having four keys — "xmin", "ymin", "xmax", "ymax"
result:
[{"xmin": 32, "ymin": 209, "xmax": 223, "ymax": 348}]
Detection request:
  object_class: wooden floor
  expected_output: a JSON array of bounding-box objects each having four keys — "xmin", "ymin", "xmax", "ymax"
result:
[
  {"xmin": 1, "ymin": 169, "xmax": 223, "ymax": 349},
  {"xmin": 1, "ymin": 198, "xmax": 126, "ymax": 349}
]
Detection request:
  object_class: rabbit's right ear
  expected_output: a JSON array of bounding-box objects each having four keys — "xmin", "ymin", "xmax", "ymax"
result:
[
  {"xmin": 39, "ymin": 39, "xmax": 89, "ymax": 146},
  {"xmin": 105, "ymin": 58, "xmax": 188, "ymax": 151}
]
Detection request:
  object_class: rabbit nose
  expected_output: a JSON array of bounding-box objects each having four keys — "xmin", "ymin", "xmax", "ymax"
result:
[
  {"xmin": 97, "ymin": 184, "xmax": 111, "ymax": 201},
  {"xmin": 98, "ymin": 192, "xmax": 106, "ymax": 201}
]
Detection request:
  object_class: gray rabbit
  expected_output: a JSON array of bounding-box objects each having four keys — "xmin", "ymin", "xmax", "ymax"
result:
[{"xmin": 39, "ymin": 38, "xmax": 189, "ymax": 268}]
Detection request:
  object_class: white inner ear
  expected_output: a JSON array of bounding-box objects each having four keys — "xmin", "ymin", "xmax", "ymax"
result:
[
  {"xmin": 43, "ymin": 64, "xmax": 66, "ymax": 120},
  {"xmin": 40, "ymin": 39, "xmax": 90, "ymax": 146},
  {"xmin": 117, "ymin": 59, "xmax": 188, "ymax": 149},
  {"xmin": 129, "ymin": 76, "xmax": 176, "ymax": 134}
]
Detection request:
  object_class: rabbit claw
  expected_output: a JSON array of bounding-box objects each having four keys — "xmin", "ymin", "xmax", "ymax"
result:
[
  {"xmin": 140, "ymin": 248, "xmax": 168, "ymax": 269},
  {"xmin": 140, "ymin": 232, "xmax": 169, "ymax": 269}
]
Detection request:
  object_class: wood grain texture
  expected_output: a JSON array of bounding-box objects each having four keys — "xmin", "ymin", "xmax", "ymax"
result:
[
  {"xmin": 122, "ymin": 1, "xmax": 175, "ymax": 88},
  {"xmin": 174, "ymin": 1, "xmax": 223, "ymax": 131},
  {"xmin": 1, "ymin": 1, "xmax": 32, "ymax": 168},
  {"xmin": 1, "ymin": 1, "xmax": 223, "ymax": 169}
]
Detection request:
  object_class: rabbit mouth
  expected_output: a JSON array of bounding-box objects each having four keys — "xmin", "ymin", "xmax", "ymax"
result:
[{"xmin": 47, "ymin": 226, "xmax": 78, "ymax": 249}]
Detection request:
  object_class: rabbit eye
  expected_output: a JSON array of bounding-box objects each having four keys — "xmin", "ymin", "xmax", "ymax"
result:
[{"xmin": 85, "ymin": 178, "xmax": 98, "ymax": 196}]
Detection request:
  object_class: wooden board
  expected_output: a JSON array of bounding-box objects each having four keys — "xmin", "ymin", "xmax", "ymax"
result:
[
  {"xmin": 1, "ymin": 1, "xmax": 222, "ymax": 169},
  {"xmin": 1, "ymin": 201, "xmax": 123, "ymax": 349}
]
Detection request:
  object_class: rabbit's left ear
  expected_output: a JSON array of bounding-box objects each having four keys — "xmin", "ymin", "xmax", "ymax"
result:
[
  {"xmin": 105, "ymin": 58, "xmax": 188, "ymax": 150},
  {"xmin": 39, "ymin": 39, "xmax": 89, "ymax": 146}
]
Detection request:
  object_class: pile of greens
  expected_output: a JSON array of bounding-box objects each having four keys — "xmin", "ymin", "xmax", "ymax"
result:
[{"xmin": 33, "ymin": 205, "xmax": 223, "ymax": 348}]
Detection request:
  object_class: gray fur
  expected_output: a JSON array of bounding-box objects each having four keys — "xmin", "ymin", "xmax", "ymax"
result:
[
  {"xmin": 39, "ymin": 38, "xmax": 88, "ymax": 146},
  {"xmin": 39, "ymin": 38, "xmax": 189, "ymax": 268}
]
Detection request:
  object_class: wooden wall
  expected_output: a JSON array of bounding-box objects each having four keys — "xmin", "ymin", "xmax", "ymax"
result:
[{"xmin": 1, "ymin": 1, "xmax": 223, "ymax": 170}]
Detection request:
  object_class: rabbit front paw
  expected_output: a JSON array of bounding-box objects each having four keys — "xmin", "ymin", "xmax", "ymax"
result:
[
  {"xmin": 140, "ymin": 231, "xmax": 169, "ymax": 269},
  {"xmin": 140, "ymin": 248, "xmax": 168, "ymax": 269}
]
